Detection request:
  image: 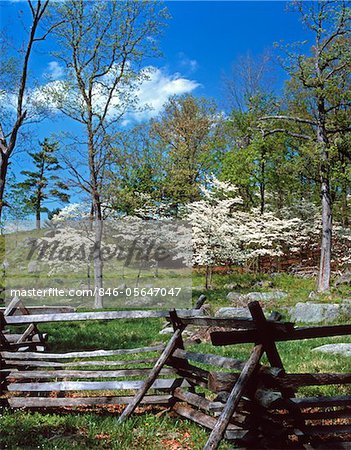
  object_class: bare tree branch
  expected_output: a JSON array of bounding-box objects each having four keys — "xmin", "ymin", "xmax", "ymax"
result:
[
  {"xmin": 260, "ymin": 115, "xmax": 317, "ymax": 126},
  {"xmin": 262, "ymin": 128, "xmax": 312, "ymax": 140}
]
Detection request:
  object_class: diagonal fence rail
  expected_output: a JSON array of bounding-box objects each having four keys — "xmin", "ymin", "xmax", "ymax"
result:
[{"xmin": 1, "ymin": 299, "xmax": 350, "ymax": 449}]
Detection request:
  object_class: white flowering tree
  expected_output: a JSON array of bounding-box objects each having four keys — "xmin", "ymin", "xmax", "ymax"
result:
[{"xmin": 186, "ymin": 177, "xmax": 319, "ymax": 286}]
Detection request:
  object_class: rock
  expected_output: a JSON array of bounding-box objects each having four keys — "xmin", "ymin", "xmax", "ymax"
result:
[
  {"xmin": 289, "ymin": 301, "xmax": 351, "ymax": 323},
  {"xmin": 253, "ymin": 280, "xmax": 274, "ymax": 289},
  {"xmin": 215, "ymin": 307, "xmax": 275, "ymax": 319},
  {"xmin": 312, "ymin": 343, "xmax": 351, "ymax": 357},
  {"xmin": 200, "ymin": 303, "xmax": 212, "ymax": 316},
  {"xmin": 28, "ymin": 261, "xmax": 40, "ymax": 274},
  {"xmin": 159, "ymin": 326, "xmax": 191, "ymax": 337},
  {"xmin": 192, "ymin": 285, "xmax": 205, "ymax": 291},
  {"xmin": 159, "ymin": 326, "xmax": 174, "ymax": 335},
  {"xmin": 226, "ymin": 291, "xmax": 287, "ymax": 303},
  {"xmin": 245, "ymin": 291, "xmax": 287, "ymax": 301},
  {"xmin": 226, "ymin": 292, "xmax": 245, "ymax": 302},
  {"xmin": 224, "ymin": 283, "xmax": 240, "ymax": 290},
  {"xmin": 215, "ymin": 307, "xmax": 250, "ymax": 318},
  {"xmin": 44, "ymin": 230, "xmax": 56, "ymax": 238},
  {"xmin": 341, "ymin": 299, "xmax": 351, "ymax": 315},
  {"xmin": 334, "ymin": 272, "xmax": 351, "ymax": 287}
]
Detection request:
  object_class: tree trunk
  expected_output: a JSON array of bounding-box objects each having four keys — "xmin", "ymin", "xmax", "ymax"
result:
[
  {"xmin": 36, "ymin": 206, "xmax": 41, "ymax": 230},
  {"xmin": 259, "ymin": 152, "xmax": 265, "ymax": 215},
  {"xmin": 0, "ymin": 152, "xmax": 9, "ymax": 221},
  {"xmin": 205, "ymin": 265, "xmax": 212, "ymax": 289},
  {"xmin": 87, "ymin": 116, "xmax": 104, "ymax": 308},
  {"xmin": 93, "ymin": 213, "xmax": 103, "ymax": 309},
  {"xmin": 91, "ymin": 149, "xmax": 103, "ymax": 309},
  {"xmin": 341, "ymin": 158, "xmax": 349, "ymax": 227},
  {"xmin": 317, "ymin": 119, "xmax": 332, "ymax": 292},
  {"xmin": 318, "ymin": 161, "xmax": 332, "ymax": 292},
  {"xmin": 259, "ymin": 181, "xmax": 265, "ymax": 215}
]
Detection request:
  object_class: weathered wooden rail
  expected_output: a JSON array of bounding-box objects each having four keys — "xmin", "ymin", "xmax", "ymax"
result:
[
  {"xmin": 0, "ymin": 299, "xmax": 206, "ymax": 410},
  {"xmin": 118, "ymin": 302, "xmax": 351, "ymax": 449},
  {"xmin": 0, "ymin": 297, "xmax": 58, "ymax": 352},
  {"xmin": 1, "ymin": 298, "xmax": 350, "ymax": 450}
]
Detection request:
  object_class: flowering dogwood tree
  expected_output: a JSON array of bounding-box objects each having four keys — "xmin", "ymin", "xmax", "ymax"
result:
[{"xmin": 186, "ymin": 177, "xmax": 319, "ymax": 286}]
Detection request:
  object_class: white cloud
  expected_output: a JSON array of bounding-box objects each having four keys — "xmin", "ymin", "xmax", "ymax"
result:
[
  {"xmin": 31, "ymin": 65, "xmax": 200, "ymax": 123},
  {"xmin": 129, "ymin": 67, "xmax": 200, "ymax": 122},
  {"xmin": 45, "ymin": 61, "xmax": 65, "ymax": 80}
]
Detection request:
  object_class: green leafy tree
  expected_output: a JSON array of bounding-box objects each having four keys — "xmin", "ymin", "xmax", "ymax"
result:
[
  {"xmin": 151, "ymin": 94, "xmax": 226, "ymax": 213},
  {"xmin": 221, "ymin": 52, "xmax": 296, "ymax": 214},
  {"xmin": 16, "ymin": 139, "xmax": 69, "ymax": 229},
  {"xmin": 106, "ymin": 123, "xmax": 166, "ymax": 215},
  {"xmin": 260, "ymin": 0, "xmax": 351, "ymax": 291}
]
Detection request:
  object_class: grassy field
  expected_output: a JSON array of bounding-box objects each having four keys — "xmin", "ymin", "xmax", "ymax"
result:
[{"xmin": 1, "ymin": 272, "xmax": 351, "ymax": 449}]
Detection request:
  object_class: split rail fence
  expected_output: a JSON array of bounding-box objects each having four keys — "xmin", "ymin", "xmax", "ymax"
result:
[{"xmin": 0, "ymin": 298, "xmax": 350, "ymax": 450}]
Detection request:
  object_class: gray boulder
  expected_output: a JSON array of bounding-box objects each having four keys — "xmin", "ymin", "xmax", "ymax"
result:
[
  {"xmin": 28, "ymin": 261, "xmax": 40, "ymax": 274},
  {"xmin": 226, "ymin": 291, "xmax": 287, "ymax": 303},
  {"xmin": 289, "ymin": 301, "xmax": 351, "ymax": 323},
  {"xmin": 334, "ymin": 272, "xmax": 351, "ymax": 287},
  {"xmin": 44, "ymin": 230, "xmax": 56, "ymax": 238},
  {"xmin": 159, "ymin": 326, "xmax": 192, "ymax": 337},
  {"xmin": 312, "ymin": 343, "xmax": 351, "ymax": 357},
  {"xmin": 159, "ymin": 326, "xmax": 174, "ymax": 335},
  {"xmin": 215, "ymin": 307, "xmax": 250, "ymax": 318},
  {"xmin": 342, "ymin": 299, "xmax": 351, "ymax": 315},
  {"xmin": 245, "ymin": 291, "xmax": 287, "ymax": 301},
  {"xmin": 226, "ymin": 292, "xmax": 245, "ymax": 302}
]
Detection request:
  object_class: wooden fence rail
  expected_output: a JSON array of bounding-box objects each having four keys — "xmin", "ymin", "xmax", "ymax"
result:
[{"xmin": 1, "ymin": 298, "xmax": 350, "ymax": 450}]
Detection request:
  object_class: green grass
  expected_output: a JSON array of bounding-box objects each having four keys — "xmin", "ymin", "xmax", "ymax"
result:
[
  {"xmin": 0, "ymin": 410, "xmax": 234, "ymax": 450},
  {"xmin": 42, "ymin": 318, "xmax": 167, "ymax": 353},
  {"xmin": 1, "ymin": 272, "xmax": 351, "ymax": 449}
]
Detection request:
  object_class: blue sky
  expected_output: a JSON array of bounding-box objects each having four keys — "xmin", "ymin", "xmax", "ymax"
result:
[
  {"xmin": 162, "ymin": 1, "xmax": 308, "ymax": 100},
  {"xmin": 1, "ymin": 1, "xmax": 310, "ymax": 115},
  {"xmin": 1, "ymin": 1, "xmax": 311, "ymax": 211}
]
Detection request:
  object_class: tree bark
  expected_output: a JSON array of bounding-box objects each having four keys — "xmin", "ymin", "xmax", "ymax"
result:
[
  {"xmin": 36, "ymin": 207, "xmax": 41, "ymax": 230},
  {"xmin": 0, "ymin": 151, "xmax": 9, "ymax": 215},
  {"xmin": 93, "ymin": 214, "xmax": 103, "ymax": 309},
  {"xmin": 317, "ymin": 107, "xmax": 332, "ymax": 292},
  {"xmin": 89, "ymin": 132, "xmax": 104, "ymax": 309}
]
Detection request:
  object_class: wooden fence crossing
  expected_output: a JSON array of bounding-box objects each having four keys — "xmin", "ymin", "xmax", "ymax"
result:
[
  {"xmin": 0, "ymin": 297, "xmax": 53, "ymax": 352},
  {"xmin": 1, "ymin": 299, "xmax": 350, "ymax": 449}
]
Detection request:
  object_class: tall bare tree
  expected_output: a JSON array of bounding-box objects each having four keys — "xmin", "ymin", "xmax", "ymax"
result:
[
  {"xmin": 47, "ymin": 0, "xmax": 167, "ymax": 307},
  {"xmin": 0, "ymin": 1, "xmax": 56, "ymax": 221}
]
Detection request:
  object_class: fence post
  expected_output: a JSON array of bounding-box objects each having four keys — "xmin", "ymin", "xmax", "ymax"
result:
[
  {"xmin": 118, "ymin": 326, "xmax": 183, "ymax": 423},
  {"xmin": 0, "ymin": 311, "xmax": 9, "ymax": 404},
  {"xmin": 204, "ymin": 344, "xmax": 264, "ymax": 450}
]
